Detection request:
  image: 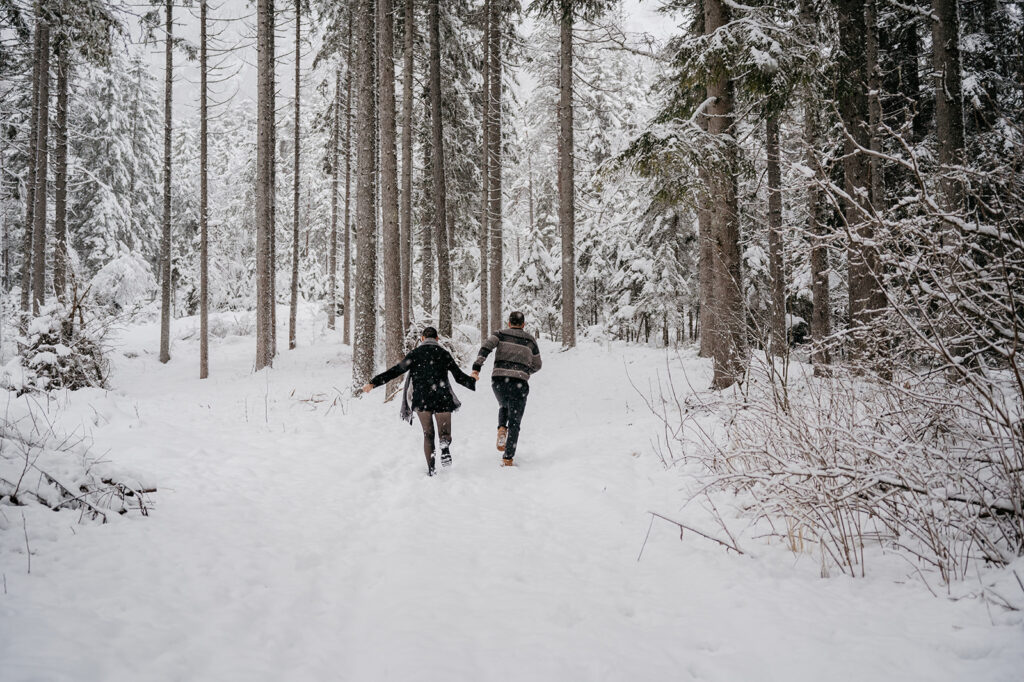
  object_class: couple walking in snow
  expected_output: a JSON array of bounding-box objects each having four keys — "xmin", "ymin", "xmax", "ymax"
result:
[{"xmin": 362, "ymin": 311, "xmax": 543, "ymax": 476}]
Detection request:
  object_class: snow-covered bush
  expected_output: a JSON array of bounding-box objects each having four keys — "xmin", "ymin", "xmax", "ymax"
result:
[
  {"xmin": 0, "ymin": 394, "xmax": 153, "ymax": 521},
  {"xmin": 88, "ymin": 252, "xmax": 158, "ymax": 314},
  {"xmin": 2, "ymin": 303, "xmax": 109, "ymax": 395}
]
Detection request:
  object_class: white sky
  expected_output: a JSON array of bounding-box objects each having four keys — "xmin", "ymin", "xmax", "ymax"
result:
[{"xmin": 138, "ymin": 0, "xmax": 679, "ymax": 123}]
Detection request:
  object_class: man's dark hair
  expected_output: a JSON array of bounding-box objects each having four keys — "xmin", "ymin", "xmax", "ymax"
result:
[
  {"xmin": 422, "ymin": 326, "xmax": 438, "ymax": 339},
  {"xmin": 508, "ymin": 311, "xmax": 525, "ymax": 327}
]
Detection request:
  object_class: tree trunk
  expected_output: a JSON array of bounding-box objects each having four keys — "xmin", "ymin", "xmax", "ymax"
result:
[
  {"xmin": 30, "ymin": 16, "xmax": 49, "ymax": 315},
  {"xmin": 255, "ymin": 0, "xmax": 275, "ymax": 370},
  {"xmin": 420, "ymin": 124, "xmax": 433, "ymax": 315},
  {"xmin": 866, "ymin": 0, "xmax": 884, "ymax": 212},
  {"xmin": 400, "ymin": 0, "xmax": 414, "ymax": 330},
  {"xmin": 806, "ymin": 101, "xmax": 831, "ymax": 373},
  {"xmin": 766, "ymin": 113, "xmax": 785, "ymax": 356},
  {"xmin": 200, "ymin": 0, "xmax": 210, "ymax": 378},
  {"xmin": 931, "ymin": 0, "xmax": 964, "ymax": 209},
  {"xmin": 289, "ymin": 0, "xmax": 301, "ymax": 350},
  {"xmin": 343, "ymin": 58, "xmax": 353, "ymax": 344},
  {"xmin": 21, "ymin": 13, "xmax": 41, "ymax": 313},
  {"xmin": 352, "ymin": 0, "xmax": 378, "ymax": 388},
  {"xmin": 328, "ymin": 69, "xmax": 340, "ymax": 332},
  {"xmin": 428, "ymin": 0, "xmax": 451, "ymax": 337},
  {"xmin": 269, "ymin": 10, "xmax": 278, "ymax": 357},
  {"xmin": 53, "ymin": 37, "xmax": 68, "ymax": 304},
  {"xmin": 159, "ymin": 0, "xmax": 172, "ymax": 362},
  {"xmin": 479, "ymin": 0, "xmax": 490, "ymax": 341},
  {"xmin": 705, "ymin": 0, "xmax": 746, "ymax": 389},
  {"xmin": 487, "ymin": 0, "xmax": 503, "ymax": 332},
  {"xmin": 557, "ymin": 7, "xmax": 576, "ymax": 348},
  {"xmin": 379, "ymin": 0, "xmax": 403, "ymax": 381},
  {"xmin": 837, "ymin": 0, "xmax": 880, "ymax": 364}
]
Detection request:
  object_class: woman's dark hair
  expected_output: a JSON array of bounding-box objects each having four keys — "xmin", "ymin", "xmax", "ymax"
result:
[
  {"xmin": 422, "ymin": 326, "xmax": 438, "ymax": 339},
  {"xmin": 509, "ymin": 311, "xmax": 525, "ymax": 327}
]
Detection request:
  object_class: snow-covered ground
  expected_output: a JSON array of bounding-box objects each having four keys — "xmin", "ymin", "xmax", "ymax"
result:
[{"xmin": 2, "ymin": 311, "xmax": 1023, "ymax": 681}]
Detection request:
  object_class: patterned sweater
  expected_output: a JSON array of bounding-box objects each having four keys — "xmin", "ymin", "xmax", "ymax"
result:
[{"xmin": 473, "ymin": 327, "xmax": 543, "ymax": 382}]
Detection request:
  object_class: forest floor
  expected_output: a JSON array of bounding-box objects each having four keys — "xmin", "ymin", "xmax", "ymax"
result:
[{"xmin": 2, "ymin": 308, "xmax": 1023, "ymax": 681}]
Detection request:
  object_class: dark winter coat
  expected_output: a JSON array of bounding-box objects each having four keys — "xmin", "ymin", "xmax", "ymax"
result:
[
  {"xmin": 369, "ymin": 339, "xmax": 476, "ymax": 414},
  {"xmin": 473, "ymin": 327, "xmax": 542, "ymax": 382}
]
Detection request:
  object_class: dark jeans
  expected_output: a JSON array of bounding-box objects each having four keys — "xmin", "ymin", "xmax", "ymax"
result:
[
  {"xmin": 416, "ymin": 411, "xmax": 452, "ymax": 466},
  {"xmin": 492, "ymin": 378, "xmax": 529, "ymax": 459}
]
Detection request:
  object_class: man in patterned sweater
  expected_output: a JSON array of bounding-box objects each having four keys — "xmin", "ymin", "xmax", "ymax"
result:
[{"xmin": 471, "ymin": 311, "xmax": 542, "ymax": 466}]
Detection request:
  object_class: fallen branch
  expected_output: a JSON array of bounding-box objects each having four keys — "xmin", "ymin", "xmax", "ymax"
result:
[{"xmin": 649, "ymin": 511, "xmax": 745, "ymax": 555}]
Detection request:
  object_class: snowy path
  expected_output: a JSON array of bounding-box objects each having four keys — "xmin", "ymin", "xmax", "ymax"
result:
[{"xmin": 2, "ymin": 320, "xmax": 1023, "ymax": 681}]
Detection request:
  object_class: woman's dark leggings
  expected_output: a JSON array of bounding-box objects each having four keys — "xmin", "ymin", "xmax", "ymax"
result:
[
  {"xmin": 492, "ymin": 378, "xmax": 529, "ymax": 459},
  {"xmin": 416, "ymin": 411, "xmax": 452, "ymax": 464}
]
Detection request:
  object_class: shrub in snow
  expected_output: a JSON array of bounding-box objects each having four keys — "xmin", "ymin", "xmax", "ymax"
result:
[
  {"xmin": 0, "ymin": 395, "xmax": 153, "ymax": 521},
  {"xmin": 88, "ymin": 252, "xmax": 158, "ymax": 314},
  {"xmin": 2, "ymin": 302, "xmax": 109, "ymax": 395}
]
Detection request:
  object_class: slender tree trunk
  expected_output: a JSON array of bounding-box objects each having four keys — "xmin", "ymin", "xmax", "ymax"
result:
[
  {"xmin": 352, "ymin": 0, "xmax": 378, "ymax": 388},
  {"xmin": 837, "ymin": 0, "xmax": 880, "ymax": 364},
  {"xmin": 30, "ymin": 16, "xmax": 49, "ymax": 315},
  {"xmin": 488, "ymin": 0, "xmax": 503, "ymax": 332},
  {"xmin": 269, "ymin": 10, "xmax": 278, "ymax": 356},
  {"xmin": 705, "ymin": 0, "xmax": 746, "ymax": 389},
  {"xmin": 766, "ymin": 113, "xmax": 785, "ymax": 356},
  {"xmin": 21, "ymin": 12, "xmax": 41, "ymax": 313},
  {"xmin": 428, "ymin": 0, "xmax": 451, "ymax": 337},
  {"xmin": 866, "ymin": 0, "xmax": 884, "ymax": 212},
  {"xmin": 255, "ymin": 0, "xmax": 275, "ymax": 370},
  {"xmin": 200, "ymin": 0, "xmax": 210, "ymax": 378},
  {"xmin": 420, "ymin": 124, "xmax": 433, "ymax": 314},
  {"xmin": 806, "ymin": 102, "xmax": 831, "ymax": 372},
  {"xmin": 697, "ymin": 139, "xmax": 714, "ymax": 359},
  {"xmin": 931, "ymin": 0, "xmax": 964, "ymax": 209},
  {"xmin": 479, "ymin": 0, "xmax": 490, "ymax": 340},
  {"xmin": 557, "ymin": 6, "xmax": 576, "ymax": 348},
  {"xmin": 400, "ymin": 0, "xmax": 414, "ymax": 330},
  {"xmin": 379, "ymin": 0, "xmax": 403, "ymax": 383},
  {"xmin": 53, "ymin": 38, "xmax": 68, "ymax": 304},
  {"xmin": 329, "ymin": 69, "xmax": 340, "ymax": 332},
  {"xmin": 159, "ymin": 0, "xmax": 172, "ymax": 362},
  {"xmin": 343, "ymin": 58, "xmax": 353, "ymax": 344},
  {"xmin": 289, "ymin": 0, "xmax": 301, "ymax": 350}
]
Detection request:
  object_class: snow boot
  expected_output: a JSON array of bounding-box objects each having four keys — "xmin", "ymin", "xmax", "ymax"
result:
[
  {"xmin": 497, "ymin": 426, "xmax": 508, "ymax": 452},
  {"xmin": 440, "ymin": 445, "xmax": 452, "ymax": 468},
  {"xmin": 426, "ymin": 454, "xmax": 436, "ymax": 477},
  {"xmin": 501, "ymin": 456, "xmax": 515, "ymax": 467}
]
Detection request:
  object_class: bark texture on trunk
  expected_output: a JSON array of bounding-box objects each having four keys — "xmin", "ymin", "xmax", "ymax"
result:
[
  {"xmin": 200, "ymin": 0, "xmax": 210, "ymax": 378},
  {"xmin": 806, "ymin": 101, "xmax": 831, "ymax": 372},
  {"xmin": 352, "ymin": 0, "xmax": 378, "ymax": 387},
  {"xmin": 487, "ymin": 0, "xmax": 503, "ymax": 333},
  {"xmin": 766, "ymin": 114, "xmax": 785, "ymax": 357},
  {"xmin": 254, "ymin": 0, "xmax": 275, "ymax": 370},
  {"xmin": 479, "ymin": 0, "xmax": 490, "ymax": 341},
  {"xmin": 420, "ymin": 125, "xmax": 433, "ymax": 315},
  {"xmin": 557, "ymin": 8, "xmax": 576, "ymax": 348},
  {"xmin": 53, "ymin": 37, "xmax": 68, "ymax": 304},
  {"xmin": 697, "ymin": 109, "xmax": 714, "ymax": 358},
  {"xmin": 159, "ymin": 0, "xmax": 172, "ymax": 362},
  {"xmin": 379, "ymin": 0, "xmax": 403, "ymax": 379},
  {"xmin": 30, "ymin": 16, "xmax": 49, "ymax": 314},
  {"xmin": 705, "ymin": 0, "xmax": 746, "ymax": 389},
  {"xmin": 931, "ymin": 0, "xmax": 964, "ymax": 208},
  {"xmin": 329, "ymin": 69, "xmax": 340, "ymax": 332},
  {"xmin": 837, "ymin": 0, "xmax": 882, "ymax": 363},
  {"xmin": 400, "ymin": 0, "xmax": 414, "ymax": 330},
  {"xmin": 289, "ymin": 0, "xmax": 301, "ymax": 351},
  {"xmin": 428, "ymin": 0, "xmax": 451, "ymax": 337},
  {"xmin": 21, "ymin": 14, "xmax": 41, "ymax": 313},
  {"xmin": 343, "ymin": 57, "xmax": 353, "ymax": 344}
]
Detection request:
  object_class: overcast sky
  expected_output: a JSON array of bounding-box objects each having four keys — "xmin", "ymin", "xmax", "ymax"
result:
[{"xmin": 137, "ymin": 0, "xmax": 679, "ymax": 122}]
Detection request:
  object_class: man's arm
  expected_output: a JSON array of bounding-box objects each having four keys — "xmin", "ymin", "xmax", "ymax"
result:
[
  {"xmin": 472, "ymin": 333, "xmax": 500, "ymax": 374},
  {"xmin": 530, "ymin": 339, "xmax": 542, "ymax": 374}
]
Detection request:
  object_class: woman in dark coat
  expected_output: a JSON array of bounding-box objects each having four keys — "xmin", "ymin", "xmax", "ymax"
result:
[{"xmin": 362, "ymin": 326, "xmax": 476, "ymax": 475}]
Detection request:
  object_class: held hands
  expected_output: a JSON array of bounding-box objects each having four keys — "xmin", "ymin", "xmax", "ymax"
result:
[
  {"xmin": 362, "ymin": 383, "xmax": 373, "ymax": 394},
  {"xmin": 471, "ymin": 371, "xmax": 479, "ymax": 381}
]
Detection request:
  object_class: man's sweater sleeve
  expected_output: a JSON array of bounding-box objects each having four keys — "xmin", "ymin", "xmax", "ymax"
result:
[
  {"xmin": 473, "ymin": 333, "xmax": 500, "ymax": 372},
  {"xmin": 530, "ymin": 340, "xmax": 542, "ymax": 374}
]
